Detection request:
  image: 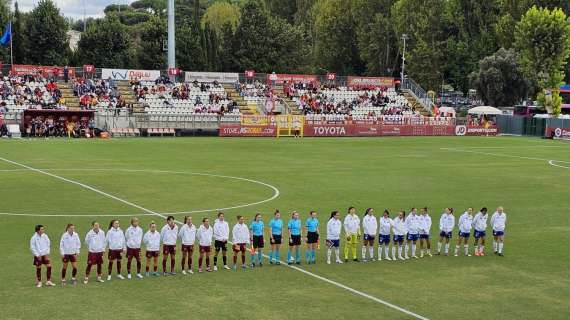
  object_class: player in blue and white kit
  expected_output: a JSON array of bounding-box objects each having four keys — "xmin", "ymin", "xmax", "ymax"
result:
[
  {"xmin": 455, "ymin": 208, "xmax": 474, "ymax": 257},
  {"xmin": 305, "ymin": 211, "xmax": 319, "ymax": 264},
  {"xmin": 405, "ymin": 208, "xmax": 420, "ymax": 259},
  {"xmin": 378, "ymin": 210, "xmax": 393, "ymax": 261},
  {"xmin": 268, "ymin": 210, "xmax": 283, "ymax": 265},
  {"xmin": 437, "ymin": 208, "xmax": 455, "ymax": 256},
  {"xmin": 287, "ymin": 211, "xmax": 302, "ymax": 265},
  {"xmin": 418, "ymin": 207, "xmax": 432, "ymax": 258},
  {"xmin": 326, "ymin": 211, "xmax": 343, "ymax": 264},
  {"xmin": 491, "ymin": 206, "xmax": 507, "ymax": 256},
  {"xmin": 472, "ymin": 207, "xmax": 488, "ymax": 256},
  {"xmin": 250, "ymin": 213, "xmax": 264, "ymax": 267},
  {"xmin": 361, "ymin": 208, "xmax": 377, "ymax": 262},
  {"xmin": 392, "ymin": 211, "xmax": 407, "ymax": 260}
]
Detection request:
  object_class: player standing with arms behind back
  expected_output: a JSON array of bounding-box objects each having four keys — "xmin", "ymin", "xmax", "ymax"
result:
[
  {"xmin": 362, "ymin": 208, "xmax": 377, "ymax": 262},
  {"xmin": 418, "ymin": 207, "xmax": 432, "ymax": 258},
  {"xmin": 405, "ymin": 208, "xmax": 420, "ymax": 259},
  {"xmin": 106, "ymin": 220, "xmax": 126, "ymax": 280},
  {"xmin": 378, "ymin": 210, "xmax": 393, "ymax": 261},
  {"xmin": 196, "ymin": 218, "xmax": 214, "ymax": 272},
  {"xmin": 472, "ymin": 207, "xmax": 488, "ymax": 256},
  {"xmin": 392, "ymin": 211, "xmax": 407, "ymax": 260},
  {"xmin": 125, "ymin": 217, "xmax": 144, "ymax": 279},
  {"xmin": 344, "ymin": 207, "xmax": 361, "ymax": 262},
  {"xmin": 326, "ymin": 211, "xmax": 343, "ymax": 264},
  {"xmin": 305, "ymin": 211, "xmax": 319, "ymax": 264},
  {"xmin": 84, "ymin": 221, "xmax": 106, "ymax": 284},
  {"xmin": 59, "ymin": 223, "xmax": 81, "ymax": 286},
  {"xmin": 160, "ymin": 216, "xmax": 178, "ymax": 276},
  {"xmin": 179, "ymin": 216, "xmax": 197, "ymax": 274},
  {"xmin": 232, "ymin": 215, "xmax": 250, "ymax": 270},
  {"xmin": 268, "ymin": 210, "xmax": 283, "ymax": 265},
  {"xmin": 455, "ymin": 208, "xmax": 474, "ymax": 257},
  {"xmin": 491, "ymin": 207, "xmax": 507, "ymax": 256},
  {"xmin": 213, "ymin": 212, "xmax": 230, "ymax": 271},
  {"xmin": 437, "ymin": 208, "xmax": 455, "ymax": 256},
  {"xmin": 287, "ymin": 211, "xmax": 302, "ymax": 265},
  {"xmin": 30, "ymin": 225, "xmax": 55, "ymax": 287},
  {"xmin": 143, "ymin": 222, "xmax": 161, "ymax": 276}
]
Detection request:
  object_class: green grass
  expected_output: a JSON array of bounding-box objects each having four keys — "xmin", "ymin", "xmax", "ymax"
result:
[{"xmin": 1, "ymin": 136, "xmax": 569, "ymax": 320}]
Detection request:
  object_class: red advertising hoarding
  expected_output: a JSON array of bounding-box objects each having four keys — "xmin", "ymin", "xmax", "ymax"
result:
[
  {"xmin": 267, "ymin": 74, "xmax": 318, "ymax": 85},
  {"xmin": 11, "ymin": 65, "xmax": 76, "ymax": 78},
  {"xmin": 454, "ymin": 125, "xmax": 499, "ymax": 136},
  {"xmin": 545, "ymin": 126, "xmax": 570, "ymax": 140},
  {"xmin": 219, "ymin": 125, "xmax": 276, "ymax": 137},
  {"xmin": 347, "ymin": 76, "xmax": 395, "ymax": 89}
]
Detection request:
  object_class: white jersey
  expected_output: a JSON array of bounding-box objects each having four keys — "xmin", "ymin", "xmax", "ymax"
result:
[
  {"xmin": 418, "ymin": 214, "xmax": 432, "ymax": 235},
  {"xmin": 458, "ymin": 212, "xmax": 474, "ymax": 233},
  {"xmin": 178, "ymin": 224, "xmax": 197, "ymax": 246},
  {"xmin": 160, "ymin": 224, "xmax": 179, "ymax": 245},
  {"xmin": 379, "ymin": 217, "xmax": 393, "ymax": 235},
  {"xmin": 405, "ymin": 213, "xmax": 421, "ymax": 234},
  {"xmin": 439, "ymin": 213, "xmax": 455, "ymax": 233},
  {"xmin": 393, "ymin": 217, "xmax": 407, "ymax": 236},
  {"xmin": 472, "ymin": 212, "xmax": 488, "ymax": 232},
  {"xmin": 196, "ymin": 225, "xmax": 213, "ymax": 246},
  {"xmin": 362, "ymin": 215, "xmax": 378, "ymax": 236},
  {"xmin": 213, "ymin": 219, "xmax": 230, "ymax": 241},
  {"xmin": 59, "ymin": 231, "xmax": 81, "ymax": 255},
  {"xmin": 125, "ymin": 226, "xmax": 143, "ymax": 249},
  {"xmin": 326, "ymin": 219, "xmax": 342, "ymax": 240},
  {"xmin": 30, "ymin": 233, "xmax": 51, "ymax": 257},
  {"xmin": 143, "ymin": 230, "xmax": 161, "ymax": 251},
  {"xmin": 491, "ymin": 212, "xmax": 507, "ymax": 232},
  {"xmin": 232, "ymin": 223, "xmax": 250, "ymax": 244},
  {"xmin": 343, "ymin": 214, "xmax": 360, "ymax": 235},
  {"xmin": 85, "ymin": 229, "xmax": 106, "ymax": 253},
  {"xmin": 106, "ymin": 227, "xmax": 126, "ymax": 250}
]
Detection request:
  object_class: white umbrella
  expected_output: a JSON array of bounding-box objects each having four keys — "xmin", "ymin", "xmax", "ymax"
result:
[{"xmin": 468, "ymin": 106, "xmax": 502, "ymax": 115}]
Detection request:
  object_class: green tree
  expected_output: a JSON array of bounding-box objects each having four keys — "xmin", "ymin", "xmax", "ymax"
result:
[
  {"xmin": 0, "ymin": 0, "xmax": 11, "ymax": 63},
  {"xmin": 515, "ymin": 6, "xmax": 570, "ymax": 115},
  {"xmin": 76, "ymin": 16, "xmax": 135, "ymax": 68},
  {"xmin": 25, "ymin": 0, "xmax": 69, "ymax": 65},
  {"xmin": 266, "ymin": 0, "xmax": 298, "ymax": 22},
  {"xmin": 201, "ymin": 1, "xmax": 241, "ymax": 34},
  {"xmin": 13, "ymin": 1, "xmax": 28, "ymax": 64},
  {"xmin": 176, "ymin": 22, "xmax": 206, "ymax": 71},
  {"xmin": 469, "ymin": 48, "xmax": 529, "ymax": 107},
  {"xmin": 137, "ymin": 16, "xmax": 167, "ymax": 70}
]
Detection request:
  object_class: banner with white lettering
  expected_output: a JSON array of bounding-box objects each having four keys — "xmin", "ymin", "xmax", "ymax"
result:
[
  {"xmin": 185, "ymin": 72, "xmax": 239, "ymax": 83},
  {"xmin": 101, "ymin": 69, "xmax": 161, "ymax": 81}
]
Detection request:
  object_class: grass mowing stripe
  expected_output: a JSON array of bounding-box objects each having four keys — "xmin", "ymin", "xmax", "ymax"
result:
[
  {"xmin": 0, "ymin": 155, "xmax": 430, "ymax": 320},
  {"xmin": 440, "ymin": 147, "xmax": 570, "ymax": 163}
]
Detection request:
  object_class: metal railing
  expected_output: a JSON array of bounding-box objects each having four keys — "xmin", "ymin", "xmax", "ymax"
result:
[{"xmin": 403, "ymin": 78, "xmax": 435, "ymax": 113}]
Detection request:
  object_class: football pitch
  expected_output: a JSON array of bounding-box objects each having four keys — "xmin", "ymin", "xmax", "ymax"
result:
[{"xmin": 1, "ymin": 136, "xmax": 569, "ymax": 320}]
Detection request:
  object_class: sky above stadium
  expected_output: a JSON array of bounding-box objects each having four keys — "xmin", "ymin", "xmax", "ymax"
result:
[{"xmin": 16, "ymin": 0, "xmax": 134, "ymax": 19}]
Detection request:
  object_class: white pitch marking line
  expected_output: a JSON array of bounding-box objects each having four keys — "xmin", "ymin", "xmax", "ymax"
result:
[
  {"xmin": 440, "ymin": 147, "xmax": 570, "ymax": 163},
  {"xmin": 0, "ymin": 156, "xmax": 429, "ymax": 320},
  {"xmin": 0, "ymin": 168, "xmax": 280, "ymax": 217},
  {"xmin": 548, "ymin": 160, "xmax": 570, "ymax": 169}
]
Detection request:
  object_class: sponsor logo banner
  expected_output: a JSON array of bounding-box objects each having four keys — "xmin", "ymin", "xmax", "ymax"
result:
[
  {"xmin": 306, "ymin": 125, "xmax": 349, "ymax": 137},
  {"xmin": 241, "ymin": 115, "xmax": 271, "ymax": 126},
  {"xmin": 267, "ymin": 74, "xmax": 318, "ymax": 84},
  {"xmin": 102, "ymin": 68, "xmax": 160, "ymax": 81},
  {"xmin": 219, "ymin": 125, "xmax": 276, "ymax": 137},
  {"xmin": 546, "ymin": 127, "xmax": 570, "ymax": 140},
  {"xmin": 347, "ymin": 76, "xmax": 395, "ymax": 88},
  {"xmin": 11, "ymin": 65, "xmax": 75, "ymax": 78},
  {"xmin": 185, "ymin": 71, "xmax": 239, "ymax": 83},
  {"xmin": 304, "ymin": 124, "xmax": 455, "ymax": 137},
  {"xmin": 457, "ymin": 125, "xmax": 499, "ymax": 136}
]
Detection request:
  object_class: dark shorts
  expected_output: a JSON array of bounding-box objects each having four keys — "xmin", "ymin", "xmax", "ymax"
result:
[
  {"xmin": 162, "ymin": 244, "xmax": 176, "ymax": 255},
  {"xmin": 33, "ymin": 255, "xmax": 51, "ymax": 267},
  {"xmin": 363, "ymin": 234, "xmax": 375, "ymax": 242},
  {"xmin": 127, "ymin": 247, "xmax": 141, "ymax": 259},
  {"xmin": 214, "ymin": 240, "xmax": 228, "ymax": 251},
  {"xmin": 181, "ymin": 244, "xmax": 194, "ymax": 253},
  {"xmin": 108, "ymin": 249, "xmax": 123, "ymax": 260},
  {"xmin": 474, "ymin": 230, "xmax": 486, "ymax": 239},
  {"xmin": 419, "ymin": 234, "xmax": 430, "ymax": 239},
  {"xmin": 458, "ymin": 232, "xmax": 471, "ymax": 238},
  {"xmin": 289, "ymin": 235, "xmax": 301, "ymax": 246},
  {"xmin": 270, "ymin": 234, "xmax": 282, "ymax": 245},
  {"xmin": 199, "ymin": 246, "xmax": 211, "ymax": 253},
  {"xmin": 326, "ymin": 239, "xmax": 340, "ymax": 248},
  {"xmin": 493, "ymin": 230, "xmax": 505, "ymax": 237},
  {"xmin": 379, "ymin": 234, "xmax": 391, "ymax": 244},
  {"xmin": 307, "ymin": 232, "xmax": 319, "ymax": 244},
  {"xmin": 145, "ymin": 250, "xmax": 159, "ymax": 258},
  {"xmin": 253, "ymin": 235, "xmax": 265, "ymax": 248},
  {"xmin": 233, "ymin": 243, "xmax": 247, "ymax": 252},
  {"xmin": 406, "ymin": 233, "xmax": 419, "ymax": 241},
  {"xmin": 62, "ymin": 254, "xmax": 78, "ymax": 263},
  {"xmin": 88, "ymin": 252, "xmax": 104, "ymax": 264},
  {"xmin": 439, "ymin": 231, "xmax": 453, "ymax": 239},
  {"xmin": 393, "ymin": 235, "xmax": 405, "ymax": 243}
]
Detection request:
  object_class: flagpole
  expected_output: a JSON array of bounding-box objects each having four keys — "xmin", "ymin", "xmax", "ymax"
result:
[{"xmin": 9, "ymin": 21, "xmax": 13, "ymax": 67}]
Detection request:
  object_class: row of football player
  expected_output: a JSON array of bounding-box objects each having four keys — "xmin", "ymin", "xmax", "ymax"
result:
[{"xmin": 28, "ymin": 206, "xmax": 507, "ymax": 287}]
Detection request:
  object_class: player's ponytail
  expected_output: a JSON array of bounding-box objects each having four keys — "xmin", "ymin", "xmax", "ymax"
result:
[
  {"xmin": 364, "ymin": 208, "xmax": 373, "ymax": 218},
  {"xmin": 330, "ymin": 210, "xmax": 338, "ymax": 220},
  {"xmin": 108, "ymin": 219, "xmax": 117, "ymax": 230},
  {"xmin": 65, "ymin": 223, "xmax": 74, "ymax": 232}
]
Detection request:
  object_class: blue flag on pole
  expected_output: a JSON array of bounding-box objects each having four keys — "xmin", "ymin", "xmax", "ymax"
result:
[{"xmin": 0, "ymin": 22, "xmax": 12, "ymax": 46}]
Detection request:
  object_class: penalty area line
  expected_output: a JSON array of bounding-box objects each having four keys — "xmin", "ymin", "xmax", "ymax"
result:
[{"xmin": 0, "ymin": 156, "xmax": 429, "ymax": 320}]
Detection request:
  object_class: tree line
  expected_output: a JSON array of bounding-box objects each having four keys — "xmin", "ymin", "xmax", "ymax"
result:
[{"xmin": 0, "ymin": 0, "xmax": 569, "ymax": 113}]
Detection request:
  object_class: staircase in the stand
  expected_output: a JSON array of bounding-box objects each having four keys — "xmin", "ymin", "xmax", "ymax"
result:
[
  {"xmin": 57, "ymin": 81, "xmax": 80, "ymax": 110},
  {"xmin": 115, "ymin": 81, "xmax": 144, "ymax": 113},
  {"xmin": 223, "ymin": 84, "xmax": 257, "ymax": 115},
  {"xmin": 272, "ymin": 84, "xmax": 301, "ymax": 115},
  {"xmin": 402, "ymin": 78, "xmax": 434, "ymax": 116},
  {"xmin": 403, "ymin": 91, "xmax": 431, "ymax": 116}
]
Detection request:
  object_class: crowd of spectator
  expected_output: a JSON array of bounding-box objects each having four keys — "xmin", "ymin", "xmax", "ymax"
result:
[
  {"xmin": 0, "ymin": 75, "xmax": 66, "ymax": 111},
  {"xmin": 23, "ymin": 116, "xmax": 96, "ymax": 138},
  {"xmin": 73, "ymin": 78, "xmax": 131, "ymax": 113}
]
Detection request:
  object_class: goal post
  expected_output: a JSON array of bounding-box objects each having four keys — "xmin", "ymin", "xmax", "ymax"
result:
[{"xmin": 276, "ymin": 115, "xmax": 304, "ymax": 138}]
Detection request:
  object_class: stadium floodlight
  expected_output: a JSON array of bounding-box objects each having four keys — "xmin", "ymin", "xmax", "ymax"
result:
[
  {"xmin": 167, "ymin": 0, "xmax": 175, "ymax": 75},
  {"xmin": 401, "ymin": 34, "xmax": 409, "ymax": 88}
]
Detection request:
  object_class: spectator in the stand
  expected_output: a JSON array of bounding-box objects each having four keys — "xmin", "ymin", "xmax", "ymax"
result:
[{"xmin": 63, "ymin": 66, "xmax": 69, "ymax": 83}]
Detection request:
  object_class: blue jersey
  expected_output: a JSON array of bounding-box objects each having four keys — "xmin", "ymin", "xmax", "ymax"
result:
[
  {"xmin": 250, "ymin": 221, "xmax": 264, "ymax": 236},
  {"xmin": 269, "ymin": 218, "xmax": 283, "ymax": 235},
  {"xmin": 288, "ymin": 219, "xmax": 302, "ymax": 236},
  {"xmin": 306, "ymin": 218, "xmax": 319, "ymax": 232}
]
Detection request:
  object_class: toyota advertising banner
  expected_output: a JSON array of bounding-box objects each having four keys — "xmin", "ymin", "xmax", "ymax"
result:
[{"xmin": 102, "ymin": 68, "xmax": 160, "ymax": 81}]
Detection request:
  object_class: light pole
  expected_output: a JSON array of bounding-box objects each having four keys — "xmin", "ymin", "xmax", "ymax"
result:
[
  {"xmin": 167, "ymin": 0, "xmax": 176, "ymax": 77},
  {"xmin": 401, "ymin": 33, "xmax": 408, "ymax": 88}
]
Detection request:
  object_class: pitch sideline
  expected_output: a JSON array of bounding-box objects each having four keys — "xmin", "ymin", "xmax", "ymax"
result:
[{"xmin": 0, "ymin": 156, "xmax": 430, "ymax": 320}]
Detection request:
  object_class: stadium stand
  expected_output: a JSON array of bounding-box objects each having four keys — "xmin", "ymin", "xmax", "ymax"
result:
[{"xmin": 0, "ymin": 75, "xmax": 66, "ymax": 114}]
